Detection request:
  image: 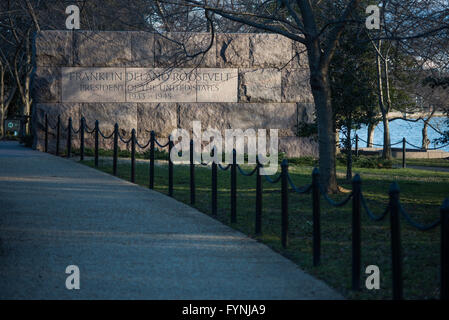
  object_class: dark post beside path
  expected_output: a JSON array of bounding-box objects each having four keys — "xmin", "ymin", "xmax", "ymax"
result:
[
  {"xmin": 441, "ymin": 199, "xmax": 449, "ymax": 300},
  {"xmin": 211, "ymin": 147, "xmax": 217, "ymax": 216},
  {"xmin": 281, "ymin": 159, "xmax": 289, "ymax": 248},
  {"xmin": 402, "ymin": 137, "xmax": 406, "ymax": 168},
  {"xmin": 168, "ymin": 136, "xmax": 173, "ymax": 197},
  {"xmin": 352, "ymin": 174, "xmax": 362, "ymax": 290},
  {"xmin": 312, "ymin": 168, "xmax": 321, "ymax": 266},
  {"xmin": 149, "ymin": 131, "xmax": 155, "ymax": 189},
  {"xmin": 56, "ymin": 115, "xmax": 60, "ymax": 156},
  {"xmin": 355, "ymin": 134, "xmax": 359, "ymax": 157},
  {"xmin": 231, "ymin": 149, "xmax": 237, "ymax": 223},
  {"xmin": 190, "ymin": 139, "xmax": 195, "ymax": 205},
  {"xmin": 131, "ymin": 129, "xmax": 136, "ymax": 183},
  {"xmin": 113, "ymin": 124, "xmax": 118, "ymax": 176},
  {"xmin": 255, "ymin": 156, "xmax": 263, "ymax": 235},
  {"xmin": 80, "ymin": 118, "xmax": 85, "ymax": 161},
  {"xmin": 94, "ymin": 120, "xmax": 99, "ymax": 167},
  {"xmin": 67, "ymin": 117, "xmax": 72, "ymax": 158},
  {"xmin": 389, "ymin": 182, "xmax": 403, "ymax": 300},
  {"xmin": 44, "ymin": 114, "xmax": 48, "ymax": 153}
]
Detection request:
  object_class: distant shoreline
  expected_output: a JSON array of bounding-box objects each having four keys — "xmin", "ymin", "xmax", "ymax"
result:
[{"xmin": 387, "ymin": 111, "xmax": 445, "ymax": 119}]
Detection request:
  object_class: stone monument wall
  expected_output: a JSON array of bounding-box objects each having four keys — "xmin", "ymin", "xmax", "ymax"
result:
[{"xmin": 32, "ymin": 30, "xmax": 318, "ymax": 157}]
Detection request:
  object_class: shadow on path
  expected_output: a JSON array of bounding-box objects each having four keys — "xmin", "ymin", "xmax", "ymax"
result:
[{"xmin": 0, "ymin": 141, "xmax": 342, "ymax": 299}]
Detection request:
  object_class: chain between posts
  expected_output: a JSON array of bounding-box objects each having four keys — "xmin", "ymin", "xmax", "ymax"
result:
[
  {"xmin": 218, "ymin": 163, "xmax": 231, "ymax": 171},
  {"xmin": 357, "ymin": 136, "xmax": 403, "ymax": 147},
  {"xmin": 155, "ymin": 137, "xmax": 170, "ymax": 148},
  {"xmin": 41, "ymin": 113, "xmax": 449, "ymax": 301}
]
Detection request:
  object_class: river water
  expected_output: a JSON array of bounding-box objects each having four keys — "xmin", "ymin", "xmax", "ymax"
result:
[{"xmin": 348, "ymin": 117, "xmax": 449, "ymax": 152}]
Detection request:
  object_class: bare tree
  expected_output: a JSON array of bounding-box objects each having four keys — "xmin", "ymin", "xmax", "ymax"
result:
[
  {"xmin": 389, "ymin": 77, "xmax": 449, "ymax": 149},
  {"xmin": 0, "ymin": 51, "xmax": 17, "ymax": 139},
  {"xmin": 2, "ymin": 0, "xmax": 447, "ymax": 192},
  {"xmin": 366, "ymin": 0, "xmax": 449, "ymax": 156},
  {"xmin": 154, "ymin": 0, "xmax": 448, "ymax": 192},
  {"xmin": 150, "ymin": 0, "xmax": 365, "ymax": 192},
  {"xmin": 0, "ymin": 0, "xmax": 161, "ymax": 137}
]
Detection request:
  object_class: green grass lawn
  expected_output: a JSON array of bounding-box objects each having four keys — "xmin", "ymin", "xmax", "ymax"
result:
[
  {"xmin": 80, "ymin": 157, "xmax": 449, "ymax": 300},
  {"xmin": 391, "ymin": 158, "xmax": 449, "ymax": 168}
]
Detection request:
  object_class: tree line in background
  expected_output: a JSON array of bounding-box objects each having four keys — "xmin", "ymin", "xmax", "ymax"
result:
[{"xmin": 0, "ymin": 0, "xmax": 448, "ymax": 193}]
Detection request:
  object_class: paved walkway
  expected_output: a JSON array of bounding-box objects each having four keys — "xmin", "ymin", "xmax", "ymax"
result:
[{"xmin": 0, "ymin": 141, "xmax": 342, "ymax": 299}]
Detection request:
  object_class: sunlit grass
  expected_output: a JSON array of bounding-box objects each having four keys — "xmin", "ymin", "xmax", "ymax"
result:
[{"xmin": 81, "ymin": 158, "xmax": 448, "ymax": 300}]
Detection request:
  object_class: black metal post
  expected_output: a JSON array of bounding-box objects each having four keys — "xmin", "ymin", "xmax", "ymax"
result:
[
  {"xmin": 255, "ymin": 156, "xmax": 263, "ymax": 235},
  {"xmin": 80, "ymin": 118, "xmax": 85, "ymax": 161},
  {"xmin": 355, "ymin": 134, "xmax": 359, "ymax": 157},
  {"xmin": 67, "ymin": 117, "xmax": 72, "ymax": 158},
  {"xmin": 44, "ymin": 114, "xmax": 48, "ymax": 153},
  {"xmin": 231, "ymin": 149, "xmax": 237, "ymax": 223},
  {"xmin": 211, "ymin": 147, "xmax": 217, "ymax": 216},
  {"xmin": 131, "ymin": 129, "xmax": 136, "ymax": 183},
  {"xmin": 149, "ymin": 131, "xmax": 155, "ymax": 189},
  {"xmin": 402, "ymin": 137, "xmax": 406, "ymax": 168},
  {"xmin": 389, "ymin": 182, "xmax": 402, "ymax": 300},
  {"xmin": 441, "ymin": 198, "xmax": 449, "ymax": 300},
  {"xmin": 281, "ymin": 159, "xmax": 289, "ymax": 248},
  {"xmin": 168, "ymin": 137, "xmax": 173, "ymax": 197},
  {"xmin": 312, "ymin": 168, "xmax": 321, "ymax": 266},
  {"xmin": 352, "ymin": 174, "xmax": 362, "ymax": 290},
  {"xmin": 113, "ymin": 123, "xmax": 118, "ymax": 176},
  {"xmin": 190, "ymin": 139, "xmax": 195, "ymax": 205},
  {"xmin": 56, "ymin": 115, "xmax": 60, "ymax": 156},
  {"xmin": 94, "ymin": 120, "xmax": 99, "ymax": 167}
]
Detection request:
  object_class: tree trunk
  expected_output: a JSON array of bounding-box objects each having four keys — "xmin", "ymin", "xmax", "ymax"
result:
[
  {"xmin": 310, "ymin": 69, "xmax": 338, "ymax": 193},
  {"xmin": 13, "ymin": 28, "xmax": 33, "ymax": 136},
  {"xmin": 24, "ymin": 34, "xmax": 32, "ymax": 136},
  {"xmin": 345, "ymin": 125, "xmax": 352, "ymax": 181},
  {"xmin": 375, "ymin": 40, "xmax": 391, "ymax": 159},
  {"xmin": 382, "ymin": 54, "xmax": 393, "ymax": 159},
  {"xmin": 422, "ymin": 108, "xmax": 435, "ymax": 150},
  {"xmin": 335, "ymin": 129, "xmax": 340, "ymax": 149},
  {"xmin": 0, "ymin": 108, "xmax": 4, "ymax": 139},
  {"xmin": 367, "ymin": 122, "xmax": 376, "ymax": 147},
  {"xmin": 422, "ymin": 121, "xmax": 429, "ymax": 150},
  {"xmin": 24, "ymin": 99, "xmax": 31, "ymax": 135},
  {"xmin": 381, "ymin": 112, "xmax": 391, "ymax": 159}
]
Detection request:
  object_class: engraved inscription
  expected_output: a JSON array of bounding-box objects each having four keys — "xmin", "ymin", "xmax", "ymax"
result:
[
  {"xmin": 196, "ymin": 68, "xmax": 238, "ymax": 102},
  {"xmin": 61, "ymin": 67, "xmax": 238, "ymax": 102},
  {"xmin": 126, "ymin": 68, "xmax": 196, "ymax": 102},
  {"xmin": 62, "ymin": 67, "xmax": 126, "ymax": 102}
]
